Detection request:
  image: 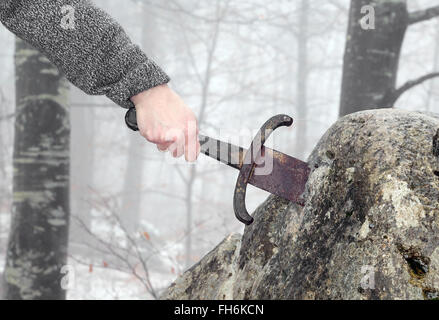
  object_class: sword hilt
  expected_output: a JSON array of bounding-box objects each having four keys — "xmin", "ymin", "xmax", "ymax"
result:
[
  {"xmin": 233, "ymin": 114, "xmax": 293, "ymax": 225},
  {"xmin": 125, "ymin": 107, "xmax": 139, "ymax": 131},
  {"xmin": 126, "ymin": 108, "xmax": 243, "ymax": 170},
  {"xmin": 124, "ymin": 107, "xmax": 294, "ymax": 226}
]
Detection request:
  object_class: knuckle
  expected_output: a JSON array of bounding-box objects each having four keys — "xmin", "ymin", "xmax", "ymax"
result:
[
  {"xmin": 140, "ymin": 129, "xmax": 149, "ymax": 138},
  {"xmin": 144, "ymin": 130, "xmax": 156, "ymax": 142}
]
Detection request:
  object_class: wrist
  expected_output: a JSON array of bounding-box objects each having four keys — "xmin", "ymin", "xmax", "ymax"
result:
[{"xmin": 131, "ymin": 84, "xmax": 169, "ymax": 107}]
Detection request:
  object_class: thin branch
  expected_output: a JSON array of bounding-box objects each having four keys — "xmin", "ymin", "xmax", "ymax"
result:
[
  {"xmin": 74, "ymin": 212, "xmax": 157, "ymax": 297},
  {"xmin": 385, "ymin": 72, "xmax": 439, "ymax": 106},
  {"xmin": 326, "ymin": 0, "xmax": 348, "ymax": 14},
  {"xmin": 409, "ymin": 5, "xmax": 439, "ymax": 25},
  {"xmin": 75, "ymin": 188, "xmax": 161, "ymax": 297},
  {"xmin": 0, "ymin": 113, "xmax": 15, "ymax": 121},
  {"xmin": 174, "ymin": 165, "xmax": 188, "ymax": 183}
]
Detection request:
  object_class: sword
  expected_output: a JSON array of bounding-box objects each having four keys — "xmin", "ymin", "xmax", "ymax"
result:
[{"xmin": 125, "ymin": 108, "xmax": 310, "ymax": 225}]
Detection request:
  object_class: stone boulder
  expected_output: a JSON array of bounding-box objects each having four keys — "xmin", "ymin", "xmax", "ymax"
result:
[{"xmin": 162, "ymin": 109, "xmax": 439, "ymax": 300}]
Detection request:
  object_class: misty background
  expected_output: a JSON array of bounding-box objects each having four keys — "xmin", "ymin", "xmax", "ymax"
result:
[{"xmin": 1, "ymin": 0, "xmax": 439, "ymax": 299}]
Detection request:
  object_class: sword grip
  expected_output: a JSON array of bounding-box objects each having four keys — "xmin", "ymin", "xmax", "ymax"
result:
[
  {"xmin": 125, "ymin": 108, "xmax": 210, "ymax": 153},
  {"xmin": 125, "ymin": 107, "xmax": 139, "ymax": 131}
]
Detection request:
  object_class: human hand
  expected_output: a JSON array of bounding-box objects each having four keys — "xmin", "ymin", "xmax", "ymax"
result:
[{"xmin": 130, "ymin": 84, "xmax": 200, "ymax": 162}]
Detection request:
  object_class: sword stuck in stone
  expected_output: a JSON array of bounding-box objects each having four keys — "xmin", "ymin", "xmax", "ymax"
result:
[{"xmin": 125, "ymin": 107, "xmax": 310, "ymax": 225}]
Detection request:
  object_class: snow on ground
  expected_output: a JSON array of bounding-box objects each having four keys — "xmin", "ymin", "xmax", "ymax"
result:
[
  {"xmin": 0, "ymin": 210, "xmax": 179, "ymax": 300},
  {"xmin": 66, "ymin": 258, "xmax": 174, "ymax": 300}
]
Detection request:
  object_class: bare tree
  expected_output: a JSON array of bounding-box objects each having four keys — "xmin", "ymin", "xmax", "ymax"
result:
[
  {"xmin": 119, "ymin": 1, "xmax": 156, "ymax": 232},
  {"xmin": 175, "ymin": 0, "xmax": 224, "ymax": 269},
  {"xmin": 73, "ymin": 188, "xmax": 161, "ymax": 299},
  {"xmin": 427, "ymin": 19, "xmax": 439, "ymax": 111},
  {"xmin": 340, "ymin": 0, "xmax": 439, "ymax": 116},
  {"xmin": 295, "ymin": 0, "xmax": 309, "ymax": 159}
]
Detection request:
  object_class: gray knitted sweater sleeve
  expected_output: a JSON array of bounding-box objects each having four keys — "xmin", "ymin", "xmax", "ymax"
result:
[{"xmin": 0, "ymin": 0, "xmax": 170, "ymax": 108}]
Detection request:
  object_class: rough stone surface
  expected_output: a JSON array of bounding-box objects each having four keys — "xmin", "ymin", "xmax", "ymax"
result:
[
  {"xmin": 162, "ymin": 234, "xmax": 241, "ymax": 300},
  {"xmin": 161, "ymin": 109, "xmax": 439, "ymax": 300}
]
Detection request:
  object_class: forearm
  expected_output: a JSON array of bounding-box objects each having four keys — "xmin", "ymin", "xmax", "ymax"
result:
[{"xmin": 0, "ymin": 0, "xmax": 170, "ymax": 108}]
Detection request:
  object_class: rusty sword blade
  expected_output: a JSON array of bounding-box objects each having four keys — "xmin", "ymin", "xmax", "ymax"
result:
[{"xmin": 199, "ymin": 135, "xmax": 310, "ymax": 205}]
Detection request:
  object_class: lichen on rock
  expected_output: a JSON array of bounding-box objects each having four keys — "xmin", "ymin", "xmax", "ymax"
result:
[{"xmin": 162, "ymin": 109, "xmax": 439, "ymax": 300}]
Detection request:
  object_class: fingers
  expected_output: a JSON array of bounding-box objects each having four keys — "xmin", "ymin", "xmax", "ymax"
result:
[
  {"xmin": 162, "ymin": 127, "xmax": 185, "ymax": 159},
  {"xmin": 169, "ymin": 133, "xmax": 185, "ymax": 158},
  {"xmin": 157, "ymin": 142, "xmax": 172, "ymax": 152},
  {"xmin": 141, "ymin": 124, "xmax": 174, "ymax": 146},
  {"xmin": 184, "ymin": 119, "xmax": 200, "ymax": 162},
  {"xmin": 135, "ymin": 95, "xmax": 200, "ymax": 162},
  {"xmin": 155, "ymin": 120, "xmax": 200, "ymax": 161}
]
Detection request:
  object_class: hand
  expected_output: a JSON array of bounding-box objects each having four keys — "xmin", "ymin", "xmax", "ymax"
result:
[{"xmin": 131, "ymin": 84, "xmax": 200, "ymax": 162}]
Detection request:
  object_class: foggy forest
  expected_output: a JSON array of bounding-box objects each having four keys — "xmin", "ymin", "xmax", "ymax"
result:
[{"xmin": 1, "ymin": 0, "xmax": 439, "ymax": 300}]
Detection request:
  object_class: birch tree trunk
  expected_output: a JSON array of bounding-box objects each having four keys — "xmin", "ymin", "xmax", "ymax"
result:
[{"xmin": 2, "ymin": 39, "xmax": 70, "ymax": 300}]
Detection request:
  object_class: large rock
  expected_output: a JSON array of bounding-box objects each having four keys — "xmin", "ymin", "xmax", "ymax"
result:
[{"xmin": 162, "ymin": 109, "xmax": 439, "ymax": 300}]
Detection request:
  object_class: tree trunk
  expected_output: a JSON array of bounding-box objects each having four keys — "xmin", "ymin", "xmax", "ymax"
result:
[
  {"xmin": 2, "ymin": 38, "xmax": 70, "ymax": 300},
  {"xmin": 184, "ymin": 166, "xmax": 196, "ymax": 269},
  {"xmin": 427, "ymin": 20, "xmax": 439, "ymax": 111},
  {"xmin": 339, "ymin": 0, "xmax": 408, "ymax": 117},
  {"xmin": 120, "ymin": 135, "xmax": 144, "ymax": 231},
  {"xmin": 120, "ymin": 3, "xmax": 157, "ymax": 232},
  {"xmin": 181, "ymin": 7, "xmax": 220, "ymax": 269},
  {"xmin": 295, "ymin": 0, "xmax": 309, "ymax": 159}
]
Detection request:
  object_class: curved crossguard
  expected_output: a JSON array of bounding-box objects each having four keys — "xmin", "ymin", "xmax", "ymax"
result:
[{"xmin": 233, "ymin": 115, "xmax": 293, "ymax": 225}]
